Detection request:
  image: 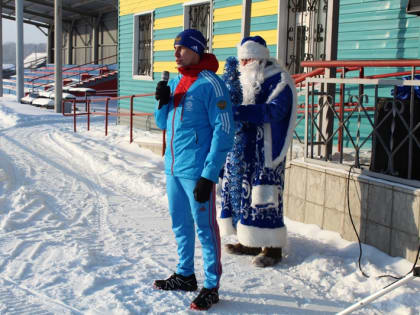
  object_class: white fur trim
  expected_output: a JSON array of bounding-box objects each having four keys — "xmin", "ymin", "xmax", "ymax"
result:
[
  {"xmin": 237, "ymin": 40, "xmax": 270, "ymax": 60},
  {"xmin": 217, "ymin": 217, "xmax": 237, "ymax": 237},
  {"xmin": 250, "ymin": 185, "xmax": 279, "ymax": 208},
  {"xmin": 264, "ymin": 59, "xmax": 298, "ymax": 167},
  {"xmin": 237, "ymin": 222, "xmax": 287, "ymax": 248}
]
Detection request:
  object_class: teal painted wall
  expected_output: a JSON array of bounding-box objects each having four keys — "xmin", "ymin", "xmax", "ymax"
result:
[
  {"xmin": 338, "ymin": 0, "xmax": 420, "ymax": 69},
  {"xmin": 118, "ymin": 0, "xmax": 278, "ymax": 114},
  {"xmin": 119, "ymin": 14, "xmax": 161, "ymax": 113}
]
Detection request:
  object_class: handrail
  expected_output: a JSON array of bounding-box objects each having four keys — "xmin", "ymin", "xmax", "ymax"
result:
[
  {"xmin": 24, "ymin": 55, "xmax": 47, "ymax": 69},
  {"xmin": 62, "ymin": 92, "xmax": 155, "ymax": 144},
  {"xmin": 293, "ymin": 66, "xmax": 361, "ymax": 84},
  {"xmin": 27, "ymin": 54, "xmax": 118, "ymax": 92},
  {"xmin": 301, "ymin": 59, "xmax": 420, "ymax": 68}
]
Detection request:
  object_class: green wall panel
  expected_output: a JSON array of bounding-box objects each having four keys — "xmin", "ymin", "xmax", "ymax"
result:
[
  {"xmin": 155, "ymin": 27, "xmax": 183, "ymax": 40},
  {"xmin": 155, "ymin": 4, "xmax": 183, "ymax": 19},
  {"xmin": 338, "ymin": 0, "xmax": 420, "ymax": 62},
  {"xmin": 213, "ymin": 20, "xmax": 241, "ymax": 35},
  {"xmin": 214, "ymin": 0, "xmax": 266, "ymax": 9}
]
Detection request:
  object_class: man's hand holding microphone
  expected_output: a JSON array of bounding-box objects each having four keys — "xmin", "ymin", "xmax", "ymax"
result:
[{"xmin": 155, "ymin": 71, "xmax": 170, "ymax": 109}]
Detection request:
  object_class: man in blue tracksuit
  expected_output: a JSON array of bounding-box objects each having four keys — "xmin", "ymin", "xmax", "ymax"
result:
[{"xmin": 153, "ymin": 29, "xmax": 234, "ymax": 311}]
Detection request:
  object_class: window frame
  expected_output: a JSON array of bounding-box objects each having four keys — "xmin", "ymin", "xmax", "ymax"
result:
[
  {"xmin": 407, "ymin": 0, "xmax": 420, "ymax": 15},
  {"xmin": 132, "ymin": 10, "xmax": 154, "ymax": 81},
  {"xmin": 183, "ymin": 0, "xmax": 213, "ymax": 53}
]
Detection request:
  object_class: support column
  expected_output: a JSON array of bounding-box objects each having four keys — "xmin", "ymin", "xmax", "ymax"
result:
[
  {"xmin": 54, "ymin": 0, "xmax": 63, "ymax": 113},
  {"xmin": 0, "ymin": 2, "xmax": 3, "ymax": 97},
  {"xmin": 241, "ymin": 0, "xmax": 251, "ymax": 39},
  {"xmin": 321, "ymin": 0, "xmax": 339, "ymax": 159},
  {"xmin": 276, "ymin": 0, "xmax": 288, "ymax": 67},
  {"xmin": 68, "ymin": 23, "xmax": 73, "ymax": 64},
  {"xmin": 47, "ymin": 26, "xmax": 54, "ymax": 63},
  {"xmin": 92, "ymin": 17, "xmax": 99, "ymax": 64},
  {"xmin": 15, "ymin": 0, "xmax": 24, "ymax": 101}
]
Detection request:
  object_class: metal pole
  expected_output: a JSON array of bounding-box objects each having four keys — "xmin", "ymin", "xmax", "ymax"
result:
[
  {"xmin": 93, "ymin": 17, "xmax": 99, "ymax": 64},
  {"xmin": 15, "ymin": 0, "xmax": 24, "ymax": 102},
  {"xmin": 321, "ymin": 0, "xmax": 339, "ymax": 159},
  {"xmin": 54, "ymin": 0, "xmax": 63, "ymax": 113},
  {"xmin": 337, "ymin": 268, "xmax": 419, "ymax": 315},
  {"xmin": 241, "ymin": 0, "xmax": 251, "ymax": 39},
  {"xmin": 0, "ymin": 2, "xmax": 3, "ymax": 97},
  {"xmin": 276, "ymin": 0, "xmax": 288, "ymax": 66},
  {"xmin": 47, "ymin": 26, "xmax": 53, "ymax": 63}
]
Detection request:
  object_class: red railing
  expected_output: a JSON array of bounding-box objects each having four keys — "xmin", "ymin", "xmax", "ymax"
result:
[
  {"xmin": 296, "ymin": 59, "xmax": 420, "ymax": 154},
  {"xmin": 62, "ymin": 92, "xmax": 157, "ymax": 145},
  {"xmin": 29, "ymin": 54, "xmax": 118, "ymax": 92}
]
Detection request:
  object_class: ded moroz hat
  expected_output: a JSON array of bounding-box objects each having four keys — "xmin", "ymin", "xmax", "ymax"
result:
[{"xmin": 237, "ymin": 35, "xmax": 270, "ymax": 60}]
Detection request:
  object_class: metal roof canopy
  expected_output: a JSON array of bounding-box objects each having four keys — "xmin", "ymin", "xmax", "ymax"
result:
[
  {"xmin": 1, "ymin": 0, "xmax": 118, "ymax": 28},
  {"xmin": 1, "ymin": 0, "xmax": 117, "ymax": 112}
]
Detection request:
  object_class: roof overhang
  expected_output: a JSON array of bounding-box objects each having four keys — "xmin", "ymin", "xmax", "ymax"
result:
[{"xmin": 1, "ymin": 0, "xmax": 118, "ymax": 28}]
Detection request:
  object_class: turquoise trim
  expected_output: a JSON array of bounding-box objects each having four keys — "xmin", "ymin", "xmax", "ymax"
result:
[
  {"xmin": 154, "ymin": 27, "xmax": 183, "ymax": 40},
  {"xmin": 214, "ymin": 0, "xmax": 265, "ymax": 9},
  {"xmin": 214, "ymin": 15, "xmax": 277, "ymax": 35},
  {"xmin": 214, "ymin": 20, "xmax": 241, "ymax": 35},
  {"xmin": 155, "ymin": 3, "xmax": 183, "ymax": 19},
  {"xmin": 154, "ymin": 51, "xmax": 176, "ymax": 61}
]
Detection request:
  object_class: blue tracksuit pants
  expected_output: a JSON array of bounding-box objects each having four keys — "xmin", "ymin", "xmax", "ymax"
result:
[{"xmin": 166, "ymin": 175, "xmax": 222, "ymax": 289}]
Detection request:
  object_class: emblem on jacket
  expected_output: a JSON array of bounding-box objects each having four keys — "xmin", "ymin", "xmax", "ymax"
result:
[
  {"xmin": 185, "ymin": 95, "xmax": 194, "ymax": 111},
  {"xmin": 217, "ymin": 100, "xmax": 227, "ymax": 110}
]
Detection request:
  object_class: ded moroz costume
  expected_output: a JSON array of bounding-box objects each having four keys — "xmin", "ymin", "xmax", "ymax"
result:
[{"xmin": 219, "ymin": 36, "xmax": 297, "ymax": 267}]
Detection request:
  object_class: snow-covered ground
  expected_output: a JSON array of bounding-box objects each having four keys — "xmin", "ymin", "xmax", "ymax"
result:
[{"xmin": 0, "ymin": 95, "xmax": 418, "ymax": 315}]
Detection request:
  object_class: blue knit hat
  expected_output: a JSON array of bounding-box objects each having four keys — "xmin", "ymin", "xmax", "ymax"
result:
[
  {"xmin": 174, "ymin": 29, "xmax": 207, "ymax": 56},
  {"xmin": 237, "ymin": 35, "xmax": 270, "ymax": 60}
]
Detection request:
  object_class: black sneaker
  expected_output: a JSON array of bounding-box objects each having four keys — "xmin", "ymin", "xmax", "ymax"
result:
[
  {"xmin": 153, "ymin": 273, "xmax": 197, "ymax": 291},
  {"xmin": 190, "ymin": 287, "xmax": 219, "ymax": 311}
]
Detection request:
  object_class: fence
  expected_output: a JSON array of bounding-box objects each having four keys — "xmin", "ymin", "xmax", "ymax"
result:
[
  {"xmin": 61, "ymin": 93, "xmax": 162, "ymax": 149},
  {"xmin": 302, "ymin": 76, "xmax": 420, "ymax": 182}
]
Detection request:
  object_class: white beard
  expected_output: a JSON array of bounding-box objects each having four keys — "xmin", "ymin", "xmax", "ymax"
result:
[{"xmin": 239, "ymin": 60, "xmax": 266, "ymax": 105}]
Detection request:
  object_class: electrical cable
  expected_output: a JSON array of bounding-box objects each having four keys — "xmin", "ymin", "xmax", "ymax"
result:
[{"xmin": 346, "ymin": 165, "xmax": 420, "ymax": 284}]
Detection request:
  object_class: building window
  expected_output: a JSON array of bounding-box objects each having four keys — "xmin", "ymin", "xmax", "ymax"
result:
[
  {"xmin": 407, "ymin": 0, "xmax": 420, "ymax": 15},
  {"xmin": 184, "ymin": 1, "xmax": 212, "ymax": 52},
  {"xmin": 286, "ymin": 0, "xmax": 327, "ymax": 75},
  {"xmin": 133, "ymin": 12, "xmax": 153, "ymax": 79}
]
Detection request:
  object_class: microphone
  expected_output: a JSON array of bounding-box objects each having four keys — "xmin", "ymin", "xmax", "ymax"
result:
[
  {"xmin": 156, "ymin": 71, "xmax": 170, "ymax": 109},
  {"xmin": 161, "ymin": 70, "xmax": 169, "ymax": 83}
]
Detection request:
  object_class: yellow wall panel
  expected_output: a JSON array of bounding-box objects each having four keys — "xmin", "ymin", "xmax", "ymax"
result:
[
  {"xmin": 213, "ymin": 30, "xmax": 276, "ymax": 49},
  {"xmin": 154, "ymin": 15, "xmax": 183, "ymax": 30},
  {"xmin": 120, "ymin": 0, "xmax": 185, "ymax": 16},
  {"xmin": 213, "ymin": 33, "xmax": 242, "ymax": 49},
  {"xmin": 250, "ymin": 30, "xmax": 277, "ymax": 45},
  {"xmin": 213, "ymin": 1, "xmax": 278, "ymax": 23},
  {"xmin": 252, "ymin": 0, "xmax": 278, "ymax": 16},
  {"xmin": 153, "ymin": 61, "xmax": 179, "ymax": 73},
  {"xmin": 154, "ymin": 39, "xmax": 175, "ymax": 51},
  {"xmin": 213, "ymin": 6, "xmax": 242, "ymax": 22},
  {"xmin": 216, "ymin": 61, "xmax": 225, "ymax": 75}
]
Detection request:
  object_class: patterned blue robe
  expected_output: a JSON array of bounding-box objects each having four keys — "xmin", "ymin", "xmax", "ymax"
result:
[{"xmin": 219, "ymin": 58, "xmax": 297, "ymax": 248}]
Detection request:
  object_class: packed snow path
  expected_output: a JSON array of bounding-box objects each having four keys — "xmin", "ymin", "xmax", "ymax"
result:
[{"xmin": 0, "ymin": 98, "xmax": 418, "ymax": 314}]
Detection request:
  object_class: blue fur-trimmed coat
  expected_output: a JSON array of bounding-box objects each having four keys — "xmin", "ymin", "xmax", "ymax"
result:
[{"xmin": 219, "ymin": 58, "xmax": 297, "ymax": 248}]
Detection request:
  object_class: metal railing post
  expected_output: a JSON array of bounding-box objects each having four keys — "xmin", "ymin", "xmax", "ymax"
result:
[
  {"xmin": 87, "ymin": 99, "xmax": 91, "ymax": 131},
  {"xmin": 105, "ymin": 97, "xmax": 109, "ymax": 136},
  {"xmin": 130, "ymin": 95, "xmax": 134, "ymax": 143},
  {"xmin": 73, "ymin": 99, "xmax": 77, "ymax": 132}
]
